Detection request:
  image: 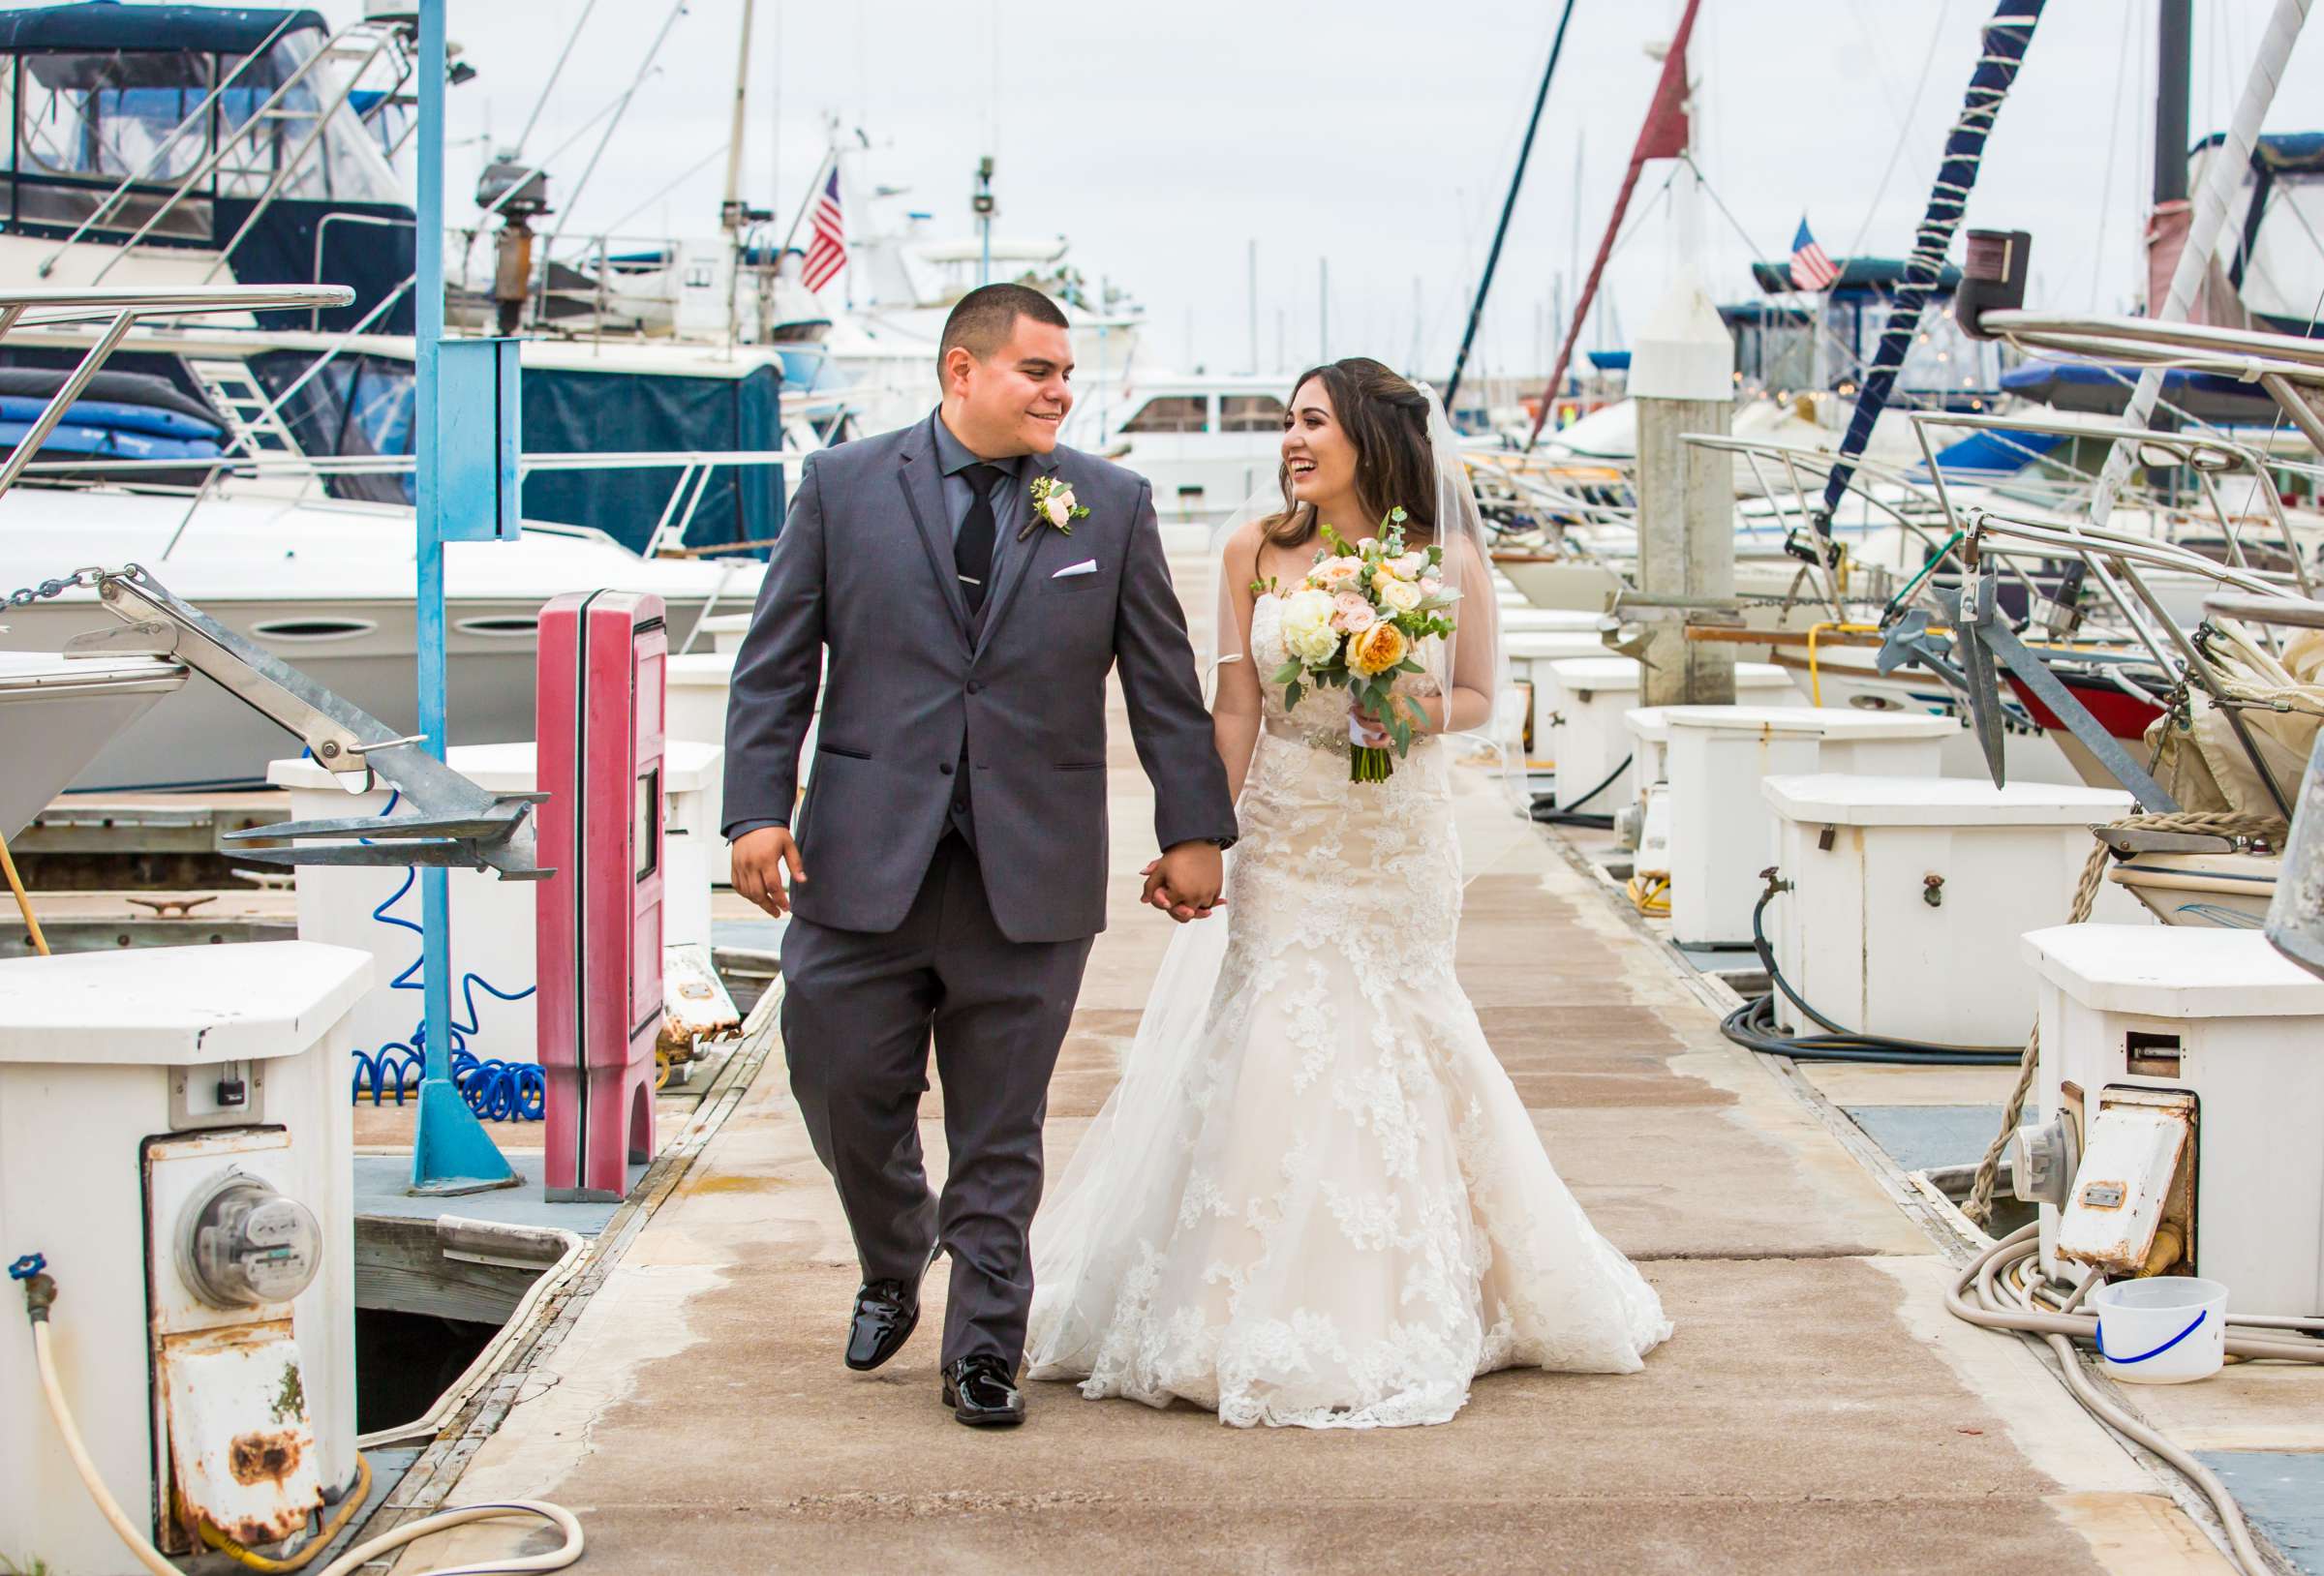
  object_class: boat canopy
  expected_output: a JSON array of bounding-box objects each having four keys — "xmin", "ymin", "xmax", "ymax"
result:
[
  {"xmin": 0, "ymin": 3, "xmax": 326, "ymax": 54},
  {"xmin": 1748, "ymin": 257, "xmax": 1966, "ymax": 296},
  {"xmin": 2191, "ymin": 130, "xmax": 2324, "ymax": 336},
  {"xmin": 1999, "ymin": 357, "xmax": 2284, "ymax": 426},
  {"xmin": 1726, "ymin": 257, "xmax": 1999, "ymax": 407},
  {"xmin": 0, "ymin": 1, "xmax": 413, "ymax": 333}
]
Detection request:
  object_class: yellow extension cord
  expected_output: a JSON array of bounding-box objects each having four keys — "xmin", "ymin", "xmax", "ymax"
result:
[
  {"xmin": 0, "ymin": 825, "xmax": 49, "ymax": 955},
  {"xmin": 28, "ymin": 1297, "xmax": 583, "ymax": 1576},
  {"xmin": 1626, "ymin": 872, "xmax": 1670, "ymax": 916},
  {"xmin": 198, "ymin": 1458, "xmax": 372, "ymax": 1571}
]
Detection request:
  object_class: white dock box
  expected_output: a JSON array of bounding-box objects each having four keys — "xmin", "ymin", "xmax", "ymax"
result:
[
  {"xmin": 1507, "ymin": 630, "xmax": 1614, "ymax": 757},
  {"xmin": 1662, "ymin": 707, "xmax": 1956, "ymax": 947},
  {"xmin": 0, "ymin": 943, "xmax": 369, "ymax": 1570},
  {"xmin": 1543, "ymin": 657, "xmax": 1802, "ymax": 811},
  {"xmin": 1761, "ymin": 774, "xmax": 2134, "ymax": 1046},
  {"xmin": 270, "ymin": 741, "xmax": 722, "ymax": 1071},
  {"xmin": 2023, "ymin": 925, "xmax": 2324, "ymax": 1316}
]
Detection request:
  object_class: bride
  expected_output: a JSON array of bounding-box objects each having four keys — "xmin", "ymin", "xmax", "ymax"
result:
[{"xmin": 1024, "ymin": 356, "xmax": 1670, "ymax": 1429}]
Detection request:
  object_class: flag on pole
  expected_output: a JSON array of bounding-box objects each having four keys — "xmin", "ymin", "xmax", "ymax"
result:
[
  {"xmin": 1789, "ymin": 218, "xmax": 1840, "ymax": 291},
  {"xmin": 802, "ymin": 167, "xmax": 846, "ymax": 292}
]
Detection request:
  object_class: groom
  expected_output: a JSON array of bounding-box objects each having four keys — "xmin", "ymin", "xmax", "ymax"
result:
[{"xmin": 722, "ymin": 283, "xmax": 1238, "ymax": 1428}]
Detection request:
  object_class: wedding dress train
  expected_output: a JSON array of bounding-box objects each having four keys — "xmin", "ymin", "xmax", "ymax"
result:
[{"xmin": 1024, "ymin": 595, "xmax": 1670, "ymax": 1429}]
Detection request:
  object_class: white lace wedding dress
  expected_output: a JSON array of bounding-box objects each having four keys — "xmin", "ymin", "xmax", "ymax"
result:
[{"xmin": 1024, "ymin": 595, "xmax": 1671, "ymax": 1429}]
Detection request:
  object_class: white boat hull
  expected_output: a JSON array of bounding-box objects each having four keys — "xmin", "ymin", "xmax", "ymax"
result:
[{"xmin": 0, "ymin": 653, "xmax": 187, "ymax": 833}]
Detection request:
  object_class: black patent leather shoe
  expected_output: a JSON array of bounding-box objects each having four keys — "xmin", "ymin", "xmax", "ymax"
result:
[
  {"xmin": 941, "ymin": 1355, "xmax": 1025, "ymax": 1427},
  {"xmin": 843, "ymin": 1247, "xmax": 937, "ymax": 1372}
]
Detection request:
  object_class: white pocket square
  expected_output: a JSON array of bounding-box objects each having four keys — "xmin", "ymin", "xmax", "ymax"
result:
[{"xmin": 1051, "ymin": 559, "xmax": 1099, "ymax": 579}]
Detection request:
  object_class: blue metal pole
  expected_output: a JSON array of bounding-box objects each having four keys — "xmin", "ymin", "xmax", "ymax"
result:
[{"xmin": 411, "ymin": 0, "xmax": 516, "ymax": 1194}]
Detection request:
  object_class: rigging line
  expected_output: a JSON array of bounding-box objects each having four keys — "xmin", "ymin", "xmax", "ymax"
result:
[
  {"xmin": 1840, "ymin": 0, "xmax": 1954, "ymax": 265},
  {"xmin": 513, "ymin": 0, "xmax": 608, "ymax": 158},
  {"xmin": 2088, "ymin": 6, "xmax": 2136, "ymax": 310},
  {"xmin": 1443, "ymin": 0, "xmax": 1582, "ymax": 410},
  {"xmin": 595, "ymin": 141, "xmax": 733, "ymax": 238},
  {"xmin": 537, "ymin": 0, "xmax": 691, "ymax": 258}
]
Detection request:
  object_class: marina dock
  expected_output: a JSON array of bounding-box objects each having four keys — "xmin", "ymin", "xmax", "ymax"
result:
[{"xmin": 381, "ymin": 704, "xmax": 2243, "ymax": 1575}]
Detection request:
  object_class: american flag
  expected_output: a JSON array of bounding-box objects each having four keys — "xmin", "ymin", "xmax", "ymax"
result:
[
  {"xmin": 802, "ymin": 167, "xmax": 845, "ymax": 293},
  {"xmin": 1789, "ymin": 217, "xmax": 1840, "ymax": 292}
]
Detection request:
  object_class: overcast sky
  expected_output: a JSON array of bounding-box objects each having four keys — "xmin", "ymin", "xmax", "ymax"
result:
[{"xmin": 303, "ymin": 0, "xmax": 2324, "ymax": 384}]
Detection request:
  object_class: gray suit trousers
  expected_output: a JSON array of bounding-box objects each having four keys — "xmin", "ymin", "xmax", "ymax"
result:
[{"xmin": 779, "ymin": 833, "xmax": 1093, "ymax": 1368}]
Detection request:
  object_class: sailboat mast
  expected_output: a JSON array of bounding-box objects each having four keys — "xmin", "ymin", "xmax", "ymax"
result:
[
  {"xmin": 2154, "ymin": 0, "xmax": 2190, "ymax": 211},
  {"xmin": 1522, "ymin": 0, "xmax": 1701, "ymax": 451},
  {"xmin": 721, "ymin": 0, "xmax": 759, "ymax": 233},
  {"xmin": 1442, "ymin": 0, "xmax": 1580, "ymax": 412}
]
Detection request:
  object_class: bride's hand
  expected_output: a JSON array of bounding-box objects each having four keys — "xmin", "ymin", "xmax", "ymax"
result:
[{"xmin": 1349, "ymin": 700, "xmax": 1393, "ymax": 750}]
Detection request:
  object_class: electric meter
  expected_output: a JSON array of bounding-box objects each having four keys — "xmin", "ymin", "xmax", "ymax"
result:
[{"xmin": 175, "ymin": 1172, "xmax": 322, "ymax": 1309}]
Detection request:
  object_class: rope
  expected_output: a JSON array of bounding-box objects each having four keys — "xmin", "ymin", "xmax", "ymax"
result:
[{"xmin": 1962, "ymin": 809, "xmax": 2289, "ymax": 1224}]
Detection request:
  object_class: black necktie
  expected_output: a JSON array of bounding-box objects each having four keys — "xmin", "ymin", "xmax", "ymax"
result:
[{"xmin": 954, "ymin": 462, "xmax": 1007, "ymax": 615}]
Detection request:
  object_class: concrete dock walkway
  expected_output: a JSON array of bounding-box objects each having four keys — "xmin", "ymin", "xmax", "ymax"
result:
[{"xmin": 393, "ymin": 717, "xmax": 2234, "ymax": 1574}]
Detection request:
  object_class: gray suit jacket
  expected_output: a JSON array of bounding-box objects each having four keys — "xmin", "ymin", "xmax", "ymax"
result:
[{"xmin": 723, "ymin": 413, "xmax": 1237, "ymax": 944}]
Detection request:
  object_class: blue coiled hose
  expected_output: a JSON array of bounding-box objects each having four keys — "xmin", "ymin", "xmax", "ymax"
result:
[{"xmin": 345, "ymin": 790, "xmax": 545, "ymax": 1121}]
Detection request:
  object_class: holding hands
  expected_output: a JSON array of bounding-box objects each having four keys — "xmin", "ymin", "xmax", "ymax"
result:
[{"xmin": 1141, "ymin": 839, "xmax": 1225, "ymax": 924}]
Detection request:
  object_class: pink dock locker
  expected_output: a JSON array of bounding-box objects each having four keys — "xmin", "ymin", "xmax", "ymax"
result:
[{"xmin": 535, "ymin": 591, "xmax": 667, "ymax": 1201}]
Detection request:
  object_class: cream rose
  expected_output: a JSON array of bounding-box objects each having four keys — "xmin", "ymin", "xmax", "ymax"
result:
[
  {"xmin": 1346, "ymin": 621, "xmax": 1410, "ymax": 677},
  {"xmin": 1278, "ymin": 588, "xmax": 1343, "ymax": 665},
  {"xmin": 1044, "ymin": 489, "xmax": 1076, "ymax": 528},
  {"xmin": 1377, "ymin": 578, "xmax": 1423, "ymax": 614}
]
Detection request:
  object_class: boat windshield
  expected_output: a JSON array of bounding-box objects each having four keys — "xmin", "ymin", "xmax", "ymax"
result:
[
  {"xmin": 2, "ymin": 21, "xmax": 402, "ymax": 237},
  {"xmin": 254, "ymin": 348, "xmax": 414, "ymax": 505}
]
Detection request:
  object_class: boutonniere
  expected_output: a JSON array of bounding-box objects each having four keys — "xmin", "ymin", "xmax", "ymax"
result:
[{"xmin": 1020, "ymin": 473, "xmax": 1090, "ymax": 540}]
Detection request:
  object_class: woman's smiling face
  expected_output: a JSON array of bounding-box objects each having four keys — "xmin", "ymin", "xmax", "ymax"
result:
[{"xmin": 1281, "ymin": 376, "xmax": 1359, "ymax": 518}]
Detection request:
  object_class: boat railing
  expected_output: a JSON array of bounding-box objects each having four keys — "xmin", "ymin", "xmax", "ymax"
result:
[
  {"xmin": 12, "ymin": 447, "xmax": 791, "ymax": 564},
  {"xmin": 0, "ymin": 285, "xmax": 354, "ymax": 507},
  {"xmin": 1679, "ymin": 432, "xmax": 2029, "ymax": 624},
  {"xmin": 1907, "ymin": 409, "xmax": 2315, "ymax": 600}
]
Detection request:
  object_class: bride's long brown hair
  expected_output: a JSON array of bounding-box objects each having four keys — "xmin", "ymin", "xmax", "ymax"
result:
[{"xmin": 1263, "ymin": 357, "xmax": 1438, "ymax": 550}]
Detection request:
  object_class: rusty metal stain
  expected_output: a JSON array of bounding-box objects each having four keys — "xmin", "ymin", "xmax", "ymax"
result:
[
  {"xmin": 161, "ymin": 1318, "xmax": 321, "ymax": 1548},
  {"xmin": 2057, "ymin": 1091, "xmax": 2194, "ymax": 1277},
  {"xmin": 228, "ymin": 1428, "xmax": 304, "ymax": 1487}
]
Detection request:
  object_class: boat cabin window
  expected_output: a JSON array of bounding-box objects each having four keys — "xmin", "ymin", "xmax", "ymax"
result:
[
  {"xmin": 0, "ymin": 23, "xmax": 401, "ymax": 240},
  {"xmin": 1219, "ymin": 394, "xmax": 1283, "ymax": 433},
  {"xmin": 1120, "ymin": 395, "xmax": 1209, "ymax": 435}
]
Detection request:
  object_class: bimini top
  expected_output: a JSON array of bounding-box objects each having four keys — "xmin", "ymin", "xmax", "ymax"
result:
[
  {"xmin": 0, "ymin": 2, "xmax": 325, "ymax": 54},
  {"xmin": 1748, "ymin": 257, "xmax": 1966, "ymax": 296}
]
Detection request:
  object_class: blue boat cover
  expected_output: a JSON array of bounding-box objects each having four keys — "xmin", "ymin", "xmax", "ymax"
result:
[
  {"xmin": 0, "ymin": 418, "xmax": 222, "ymax": 462},
  {"xmin": 1907, "ymin": 427, "xmax": 2064, "ymax": 480},
  {"xmin": 0, "ymin": 2, "xmax": 324, "ymax": 54},
  {"xmin": 0, "ymin": 393, "xmax": 222, "ymax": 440}
]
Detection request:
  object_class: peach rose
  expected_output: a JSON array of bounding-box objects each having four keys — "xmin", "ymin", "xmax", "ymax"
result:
[
  {"xmin": 1330, "ymin": 591, "xmax": 1376, "ymax": 633},
  {"xmin": 1346, "ymin": 621, "xmax": 1410, "ymax": 677},
  {"xmin": 1311, "ymin": 556, "xmax": 1364, "ymax": 593}
]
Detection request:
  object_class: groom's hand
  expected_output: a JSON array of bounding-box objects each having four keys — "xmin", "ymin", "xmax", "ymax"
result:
[
  {"xmin": 1142, "ymin": 841, "xmax": 1224, "ymax": 923},
  {"xmin": 732, "ymin": 826, "xmax": 808, "ymax": 918}
]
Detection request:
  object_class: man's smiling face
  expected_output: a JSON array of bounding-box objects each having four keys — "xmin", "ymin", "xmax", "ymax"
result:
[{"xmin": 947, "ymin": 316, "xmax": 1076, "ymax": 457}]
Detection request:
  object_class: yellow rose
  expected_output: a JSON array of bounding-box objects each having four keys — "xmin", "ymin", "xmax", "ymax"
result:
[{"xmin": 1346, "ymin": 621, "xmax": 1410, "ymax": 677}]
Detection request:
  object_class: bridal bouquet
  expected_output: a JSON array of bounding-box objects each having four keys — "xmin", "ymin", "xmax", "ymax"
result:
[{"xmin": 1265, "ymin": 508, "xmax": 1459, "ymax": 782}]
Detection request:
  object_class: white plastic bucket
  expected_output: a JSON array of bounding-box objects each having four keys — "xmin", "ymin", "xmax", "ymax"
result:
[{"xmin": 2091, "ymin": 1277, "xmax": 2228, "ymax": 1384}]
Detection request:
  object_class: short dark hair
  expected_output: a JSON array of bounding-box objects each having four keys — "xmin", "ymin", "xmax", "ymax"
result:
[{"xmin": 938, "ymin": 283, "xmax": 1069, "ymax": 377}]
